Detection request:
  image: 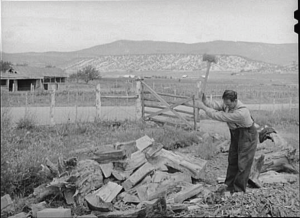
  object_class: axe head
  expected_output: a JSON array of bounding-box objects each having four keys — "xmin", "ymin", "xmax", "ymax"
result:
[{"xmin": 202, "ymin": 53, "xmax": 218, "ymax": 64}]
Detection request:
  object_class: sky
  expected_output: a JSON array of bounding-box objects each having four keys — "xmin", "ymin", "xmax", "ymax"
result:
[{"xmin": 1, "ymin": 0, "xmax": 298, "ymax": 53}]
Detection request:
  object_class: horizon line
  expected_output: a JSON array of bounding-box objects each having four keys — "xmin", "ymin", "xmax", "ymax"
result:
[{"xmin": 1, "ymin": 39, "xmax": 298, "ymax": 54}]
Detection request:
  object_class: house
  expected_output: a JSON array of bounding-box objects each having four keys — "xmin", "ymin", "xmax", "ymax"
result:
[{"xmin": 0, "ymin": 66, "xmax": 68, "ymax": 92}]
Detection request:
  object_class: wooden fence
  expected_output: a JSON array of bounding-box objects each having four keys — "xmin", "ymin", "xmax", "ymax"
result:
[
  {"xmin": 1, "ymin": 79, "xmax": 298, "ymax": 127},
  {"xmin": 138, "ymin": 78, "xmax": 201, "ymax": 130}
]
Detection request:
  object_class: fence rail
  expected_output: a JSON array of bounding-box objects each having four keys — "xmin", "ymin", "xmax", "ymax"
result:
[{"xmin": 1, "ymin": 79, "xmax": 298, "ymax": 127}]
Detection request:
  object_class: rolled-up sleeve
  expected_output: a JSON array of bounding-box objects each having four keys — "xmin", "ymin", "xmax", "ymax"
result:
[
  {"xmin": 204, "ymin": 100, "xmax": 224, "ymax": 111},
  {"xmin": 205, "ymin": 108, "xmax": 244, "ymax": 123}
]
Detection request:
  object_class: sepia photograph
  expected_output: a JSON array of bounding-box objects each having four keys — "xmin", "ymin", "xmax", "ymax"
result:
[{"xmin": 1, "ymin": 0, "xmax": 299, "ymax": 217}]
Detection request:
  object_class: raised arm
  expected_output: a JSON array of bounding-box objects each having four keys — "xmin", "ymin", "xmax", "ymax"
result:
[{"xmin": 202, "ymin": 94, "xmax": 224, "ymax": 111}]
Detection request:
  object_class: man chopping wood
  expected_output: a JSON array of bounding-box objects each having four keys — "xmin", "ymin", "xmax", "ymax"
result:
[{"xmin": 197, "ymin": 90, "xmax": 258, "ymax": 193}]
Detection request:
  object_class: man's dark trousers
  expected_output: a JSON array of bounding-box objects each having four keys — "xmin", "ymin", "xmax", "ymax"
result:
[{"xmin": 225, "ymin": 124, "xmax": 258, "ymax": 192}]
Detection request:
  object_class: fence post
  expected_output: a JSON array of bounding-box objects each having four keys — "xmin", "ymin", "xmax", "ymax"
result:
[
  {"xmin": 75, "ymin": 89, "xmax": 78, "ymax": 123},
  {"xmin": 195, "ymin": 80, "xmax": 202, "ymax": 124},
  {"xmin": 192, "ymin": 95, "xmax": 197, "ymax": 131},
  {"xmin": 50, "ymin": 85, "xmax": 56, "ymax": 126},
  {"xmin": 96, "ymin": 84, "xmax": 101, "ymax": 120},
  {"xmin": 272, "ymin": 98, "xmax": 275, "ymax": 114},
  {"xmin": 25, "ymin": 92, "xmax": 28, "ymax": 110},
  {"xmin": 210, "ymin": 93, "xmax": 212, "ymax": 102},
  {"xmin": 289, "ymin": 97, "xmax": 292, "ymax": 111},
  {"xmin": 135, "ymin": 77, "xmax": 143, "ymax": 120}
]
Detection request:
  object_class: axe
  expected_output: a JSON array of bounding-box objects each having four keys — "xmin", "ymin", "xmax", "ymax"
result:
[{"xmin": 199, "ymin": 53, "xmax": 218, "ymax": 98}]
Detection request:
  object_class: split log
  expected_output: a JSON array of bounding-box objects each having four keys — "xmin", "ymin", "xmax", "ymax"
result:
[
  {"xmin": 92, "ymin": 150, "xmax": 126, "ymax": 164},
  {"xmin": 125, "ymin": 150, "xmax": 147, "ymax": 171},
  {"xmin": 258, "ymin": 171, "xmax": 298, "ymax": 184},
  {"xmin": 93, "ymin": 208, "xmax": 146, "ymax": 218},
  {"xmin": 84, "ymin": 193, "xmax": 113, "ymax": 212},
  {"xmin": 1, "ymin": 194, "xmax": 14, "ymax": 212},
  {"xmin": 93, "ymin": 181, "xmax": 123, "ymax": 203},
  {"xmin": 30, "ymin": 201, "xmax": 47, "ymax": 218},
  {"xmin": 147, "ymin": 189, "xmax": 167, "ymax": 202},
  {"xmin": 152, "ymin": 149, "xmax": 207, "ymax": 179},
  {"xmin": 145, "ymin": 143, "xmax": 164, "ymax": 159},
  {"xmin": 123, "ymin": 193, "xmax": 140, "ymax": 203},
  {"xmin": 171, "ymin": 204, "xmax": 188, "ymax": 212},
  {"xmin": 100, "ymin": 162, "xmax": 114, "ymax": 178},
  {"xmin": 139, "ymin": 196, "xmax": 167, "ymax": 218},
  {"xmin": 63, "ymin": 189, "xmax": 76, "ymax": 205},
  {"xmin": 111, "ymin": 170, "xmax": 130, "ymax": 181},
  {"xmin": 123, "ymin": 162, "xmax": 155, "ymax": 191},
  {"xmin": 136, "ymin": 135, "xmax": 154, "ymax": 151},
  {"xmin": 114, "ymin": 140, "xmax": 137, "ymax": 157},
  {"xmin": 174, "ymin": 184, "xmax": 204, "ymax": 203},
  {"xmin": 216, "ymin": 176, "xmax": 226, "ymax": 184}
]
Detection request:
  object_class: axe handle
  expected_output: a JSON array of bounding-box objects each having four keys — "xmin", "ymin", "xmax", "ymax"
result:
[{"xmin": 199, "ymin": 61, "xmax": 211, "ymax": 97}]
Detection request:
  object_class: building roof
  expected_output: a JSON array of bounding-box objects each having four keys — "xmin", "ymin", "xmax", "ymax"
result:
[{"xmin": 0, "ymin": 66, "xmax": 68, "ymax": 80}]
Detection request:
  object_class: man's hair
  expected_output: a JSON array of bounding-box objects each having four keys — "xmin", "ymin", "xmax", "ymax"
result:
[{"xmin": 222, "ymin": 90, "xmax": 237, "ymax": 102}]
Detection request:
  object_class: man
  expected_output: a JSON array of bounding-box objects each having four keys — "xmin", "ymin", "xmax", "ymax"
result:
[{"xmin": 197, "ymin": 90, "xmax": 258, "ymax": 193}]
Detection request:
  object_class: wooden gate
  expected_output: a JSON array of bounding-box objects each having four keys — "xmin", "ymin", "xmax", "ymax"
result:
[{"xmin": 140, "ymin": 80, "xmax": 198, "ymax": 130}]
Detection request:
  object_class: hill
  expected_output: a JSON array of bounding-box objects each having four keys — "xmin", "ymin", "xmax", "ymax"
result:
[{"xmin": 2, "ymin": 40, "xmax": 298, "ymax": 74}]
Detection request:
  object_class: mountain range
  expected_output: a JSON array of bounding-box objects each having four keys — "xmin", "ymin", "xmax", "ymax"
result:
[{"xmin": 2, "ymin": 40, "xmax": 298, "ymax": 74}]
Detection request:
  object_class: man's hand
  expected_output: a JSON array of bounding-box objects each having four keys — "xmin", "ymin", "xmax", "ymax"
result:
[{"xmin": 197, "ymin": 101, "xmax": 206, "ymax": 109}]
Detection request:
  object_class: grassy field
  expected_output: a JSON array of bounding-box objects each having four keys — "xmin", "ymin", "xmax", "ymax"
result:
[
  {"xmin": 1, "ymin": 71, "xmax": 299, "ymax": 217},
  {"xmin": 1, "ymin": 72, "xmax": 298, "ymax": 107}
]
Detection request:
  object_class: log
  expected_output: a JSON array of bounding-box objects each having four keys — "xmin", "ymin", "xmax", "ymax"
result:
[
  {"xmin": 141, "ymin": 196, "xmax": 167, "ymax": 218},
  {"xmin": 93, "ymin": 208, "xmax": 146, "ymax": 218},
  {"xmin": 153, "ymin": 149, "xmax": 207, "ymax": 179},
  {"xmin": 84, "ymin": 194, "xmax": 113, "ymax": 212},
  {"xmin": 100, "ymin": 162, "xmax": 114, "ymax": 178},
  {"xmin": 92, "ymin": 150, "xmax": 126, "ymax": 164},
  {"xmin": 123, "ymin": 162, "xmax": 155, "ymax": 191},
  {"xmin": 111, "ymin": 170, "xmax": 129, "ymax": 181},
  {"xmin": 33, "ymin": 184, "xmax": 59, "ymax": 201},
  {"xmin": 174, "ymin": 184, "xmax": 204, "ymax": 203},
  {"xmin": 63, "ymin": 189, "xmax": 76, "ymax": 205},
  {"xmin": 114, "ymin": 140, "xmax": 137, "ymax": 157},
  {"xmin": 171, "ymin": 204, "xmax": 188, "ymax": 212},
  {"xmin": 258, "ymin": 171, "xmax": 298, "ymax": 184},
  {"xmin": 147, "ymin": 189, "xmax": 167, "ymax": 202},
  {"xmin": 261, "ymin": 143, "xmax": 298, "ymax": 174},
  {"xmin": 123, "ymin": 193, "xmax": 140, "ymax": 203},
  {"xmin": 136, "ymin": 135, "xmax": 154, "ymax": 151},
  {"xmin": 125, "ymin": 150, "xmax": 147, "ymax": 171},
  {"xmin": 93, "ymin": 181, "xmax": 123, "ymax": 203},
  {"xmin": 145, "ymin": 143, "xmax": 164, "ymax": 159},
  {"xmin": 252, "ymin": 132, "xmax": 299, "ymax": 176}
]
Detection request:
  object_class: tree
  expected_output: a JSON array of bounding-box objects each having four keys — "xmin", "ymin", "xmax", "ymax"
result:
[
  {"xmin": 0, "ymin": 61, "xmax": 12, "ymax": 72},
  {"xmin": 77, "ymin": 65, "xmax": 100, "ymax": 84}
]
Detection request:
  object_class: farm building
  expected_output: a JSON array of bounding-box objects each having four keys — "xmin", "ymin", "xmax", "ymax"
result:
[{"xmin": 0, "ymin": 66, "xmax": 68, "ymax": 92}]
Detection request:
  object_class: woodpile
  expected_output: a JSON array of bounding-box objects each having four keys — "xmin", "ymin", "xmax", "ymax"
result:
[
  {"xmin": 29, "ymin": 135, "xmax": 208, "ymax": 217},
  {"xmin": 215, "ymin": 126, "xmax": 299, "ymax": 188}
]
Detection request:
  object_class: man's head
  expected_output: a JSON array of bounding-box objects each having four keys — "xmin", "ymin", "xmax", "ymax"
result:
[{"xmin": 222, "ymin": 90, "xmax": 237, "ymax": 110}]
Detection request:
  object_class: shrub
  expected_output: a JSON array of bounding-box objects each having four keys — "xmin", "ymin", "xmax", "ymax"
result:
[{"xmin": 16, "ymin": 110, "xmax": 37, "ymax": 130}]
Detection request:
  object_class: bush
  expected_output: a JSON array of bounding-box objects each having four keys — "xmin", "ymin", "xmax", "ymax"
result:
[{"xmin": 16, "ymin": 110, "xmax": 37, "ymax": 130}]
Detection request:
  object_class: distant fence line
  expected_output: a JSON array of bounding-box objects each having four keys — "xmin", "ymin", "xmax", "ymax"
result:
[{"xmin": 0, "ymin": 80, "xmax": 298, "ymax": 126}]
